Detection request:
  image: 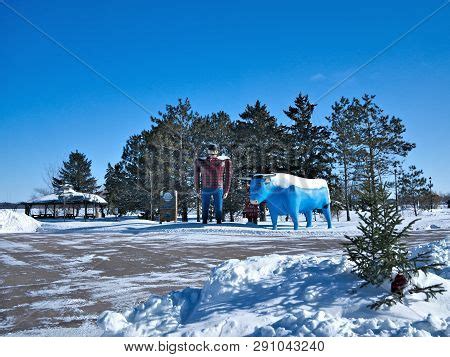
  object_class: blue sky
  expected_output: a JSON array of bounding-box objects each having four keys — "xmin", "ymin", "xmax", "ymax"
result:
[{"xmin": 1, "ymin": 0, "xmax": 449, "ymax": 202}]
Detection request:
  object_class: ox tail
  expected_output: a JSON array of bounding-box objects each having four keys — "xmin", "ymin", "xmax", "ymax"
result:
[{"xmin": 323, "ymin": 185, "xmax": 331, "ymax": 209}]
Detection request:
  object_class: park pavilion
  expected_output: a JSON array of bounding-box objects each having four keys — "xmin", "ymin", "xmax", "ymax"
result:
[{"xmin": 23, "ymin": 185, "xmax": 107, "ymax": 219}]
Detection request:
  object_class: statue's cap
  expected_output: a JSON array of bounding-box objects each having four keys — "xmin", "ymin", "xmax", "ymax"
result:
[{"xmin": 207, "ymin": 143, "xmax": 219, "ymax": 151}]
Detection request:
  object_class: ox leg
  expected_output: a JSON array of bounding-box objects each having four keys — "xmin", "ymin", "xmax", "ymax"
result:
[
  {"xmin": 305, "ymin": 210, "xmax": 313, "ymax": 228},
  {"xmin": 270, "ymin": 210, "xmax": 278, "ymax": 230},
  {"xmin": 289, "ymin": 210, "xmax": 299, "ymax": 230},
  {"xmin": 323, "ymin": 204, "xmax": 332, "ymax": 229}
]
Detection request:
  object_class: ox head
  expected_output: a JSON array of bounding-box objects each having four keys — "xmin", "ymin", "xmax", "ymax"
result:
[{"xmin": 246, "ymin": 174, "xmax": 276, "ymax": 205}]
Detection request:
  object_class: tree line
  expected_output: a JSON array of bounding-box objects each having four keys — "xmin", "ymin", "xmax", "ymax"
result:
[{"xmin": 44, "ymin": 93, "xmax": 444, "ymax": 220}]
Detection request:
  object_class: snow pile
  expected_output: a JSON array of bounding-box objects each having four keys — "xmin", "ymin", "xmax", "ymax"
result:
[
  {"xmin": 0, "ymin": 210, "xmax": 41, "ymax": 233},
  {"xmin": 410, "ymin": 240, "xmax": 449, "ymax": 279},
  {"xmin": 252, "ymin": 307, "xmax": 449, "ymax": 337},
  {"xmin": 98, "ymin": 240, "xmax": 450, "ymax": 337}
]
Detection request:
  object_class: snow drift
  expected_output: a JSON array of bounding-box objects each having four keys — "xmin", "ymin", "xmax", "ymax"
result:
[
  {"xmin": 98, "ymin": 240, "xmax": 450, "ymax": 337},
  {"xmin": 0, "ymin": 210, "xmax": 41, "ymax": 233}
]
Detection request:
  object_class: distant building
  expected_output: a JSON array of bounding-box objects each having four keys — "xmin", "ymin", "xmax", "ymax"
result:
[{"xmin": 23, "ymin": 184, "xmax": 107, "ymax": 219}]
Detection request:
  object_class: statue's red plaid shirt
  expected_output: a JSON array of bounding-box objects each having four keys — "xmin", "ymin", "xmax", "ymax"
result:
[{"xmin": 194, "ymin": 156, "xmax": 232, "ymax": 194}]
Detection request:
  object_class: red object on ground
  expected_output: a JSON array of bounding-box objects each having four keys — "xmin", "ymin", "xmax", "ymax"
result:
[
  {"xmin": 391, "ymin": 273, "xmax": 408, "ymax": 294},
  {"xmin": 244, "ymin": 199, "xmax": 259, "ymax": 220},
  {"xmin": 243, "ymin": 181, "xmax": 259, "ymax": 223}
]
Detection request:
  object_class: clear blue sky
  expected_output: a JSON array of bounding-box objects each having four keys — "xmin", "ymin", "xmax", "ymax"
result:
[{"xmin": 1, "ymin": 0, "xmax": 449, "ymax": 202}]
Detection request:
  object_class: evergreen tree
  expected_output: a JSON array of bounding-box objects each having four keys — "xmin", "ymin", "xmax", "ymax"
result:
[
  {"xmin": 150, "ymin": 99, "xmax": 199, "ymax": 221},
  {"xmin": 236, "ymin": 100, "xmax": 284, "ymax": 174},
  {"xmin": 104, "ymin": 163, "xmax": 128, "ymax": 215},
  {"xmin": 327, "ymin": 97, "xmax": 358, "ymax": 221},
  {"xmin": 236, "ymin": 100, "xmax": 284, "ymax": 220},
  {"xmin": 120, "ymin": 133, "xmax": 151, "ymax": 216},
  {"xmin": 120, "ymin": 128, "xmax": 177, "ymax": 220},
  {"xmin": 351, "ymin": 94, "xmax": 415, "ymax": 196},
  {"xmin": 52, "ymin": 151, "xmax": 99, "ymax": 193},
  {"xmin": 399, "ymin": 165, "xmax": 428, "ymax": 216},
  {"xmin": 344, "ymin": 181, "xmax": 444, "ymax": 309},
  {"xmin": 328, "ymin": 176, "xmax": 345, "ymax": 221},
  {"xmin": 284, "ymin": 93, "xmax": 333, "ymax": 179}
]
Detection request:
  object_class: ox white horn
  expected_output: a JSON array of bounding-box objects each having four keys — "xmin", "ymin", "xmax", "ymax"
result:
[{"xmin": 253, "ymin": 173, "xmax": 276, "ymax": 178}]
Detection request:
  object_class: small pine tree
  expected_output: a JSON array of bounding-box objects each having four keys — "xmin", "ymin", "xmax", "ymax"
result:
[
  {"xmin": 344, "ymin": 182, "xmax": 414, "ymax": 286},
  {"xmin": 343, "ymin": 181, "xmax": 445, "ymax": 309},
  {"xmin": 52, "ymin": 151, "xmax": 99, "ymax": 193}
]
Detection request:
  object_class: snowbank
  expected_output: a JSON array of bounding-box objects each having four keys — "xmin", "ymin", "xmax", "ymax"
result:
[
  {"xmin": 405, "ymin": 209, "xmax": 450, "ymax": 230},
  {"xmin": 0, "ymin": 210, "xmax": 41, "ymax": 233},
  {"xmin": 98, "ymin": 241, "xmax": 450, "ymax": 337},
  {"xmin": 410, "ymin": 240, "xmax": 450, "ymax": 279}
]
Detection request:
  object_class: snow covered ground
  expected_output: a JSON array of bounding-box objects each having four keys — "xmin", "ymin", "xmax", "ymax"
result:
[
  {"xmin": 0, "ymin": 210, "xmax": 41, "ymax": 233},
  {"xmin": 1, "ymin": 207, "xmax": 449, "ymax": 236},
  {"xmin": 99, "ymin": 241, "xmax": 450, "ymax": 337},
  {"xmin": 1, "ymin": 208, "xmax": 449, "ymax": 336},
  {"xmin": 28, "ymin": 208, "xmax": 450, "ymax": 236}
]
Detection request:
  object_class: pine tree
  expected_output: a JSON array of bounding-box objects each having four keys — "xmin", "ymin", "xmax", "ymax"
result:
[
  {"xmin": 399, "ymin": 165, "xmax": 428, "ymax": 216},
  {"xmin": 344, "ymin": 182, "xmax": 414, "ymax": 286},
  {"xmin": 119, "ymin": 133, "xmax": 151, "ymax": 216},
  {"xmin": 344, "ymin": 181, "xmax": 445, "ymax": 309},
  {"xmin": 351, "ymin": 94, "xmax": 415, "ymax": 196},
  {"xmin": 52, "ymin": 151, "xmax": 99, "ymax": 193},
  {"xmin": 284, "ymin": 93, "xmax": 333, "ymax": 179},
  {"xmin": 150, "ymin": 99, "xmax": 199, "ymax": 221},
  {"xmin": 327, "ymin": 97, "xmax": 358, "ymax": 221},
  {"xmin": 236, "ymin": 100, "xmax": 284, "ymax": 174},
  {"xmin": 104, "ymin": 163, "xmax": 127, "ymax": 215},
  {"xmin": 328, "ymin": 176, "xmax": 345, "ymax": 221},
  {"xmin": 236, "ymin": 100, "xmax": 284, "ymax": 220}
]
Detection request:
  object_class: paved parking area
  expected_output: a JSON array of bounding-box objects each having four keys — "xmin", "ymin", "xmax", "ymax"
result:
[{"xmin": 0, "ymin": 228, "xmax": 448, "ymax": 335}]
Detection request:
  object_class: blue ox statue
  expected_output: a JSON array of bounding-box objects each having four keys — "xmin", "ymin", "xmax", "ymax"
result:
[{"xmin": 249, "ymin": 173, "xmax": 332, "ymax": 230}]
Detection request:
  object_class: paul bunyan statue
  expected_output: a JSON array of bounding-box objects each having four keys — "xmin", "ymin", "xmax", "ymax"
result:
[{"xmin": 194, "ymin": 143, "xmax": 232, "ymax": 224}]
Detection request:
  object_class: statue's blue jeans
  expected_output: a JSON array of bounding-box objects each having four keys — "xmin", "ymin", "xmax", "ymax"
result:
[{"xmin": 201, "ymin": 188, "xmax": 223, "ymax": 223}]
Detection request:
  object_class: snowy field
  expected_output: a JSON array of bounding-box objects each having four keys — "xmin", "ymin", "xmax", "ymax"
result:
[{"xmin": 0, "ymin": 209, "xmax": 449, "ymax": 336}]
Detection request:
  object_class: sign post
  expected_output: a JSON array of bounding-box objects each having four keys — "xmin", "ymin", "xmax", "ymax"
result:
[{"xmin": 159, "ymin": 190, "xmax": 178, "ymax": 224}]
